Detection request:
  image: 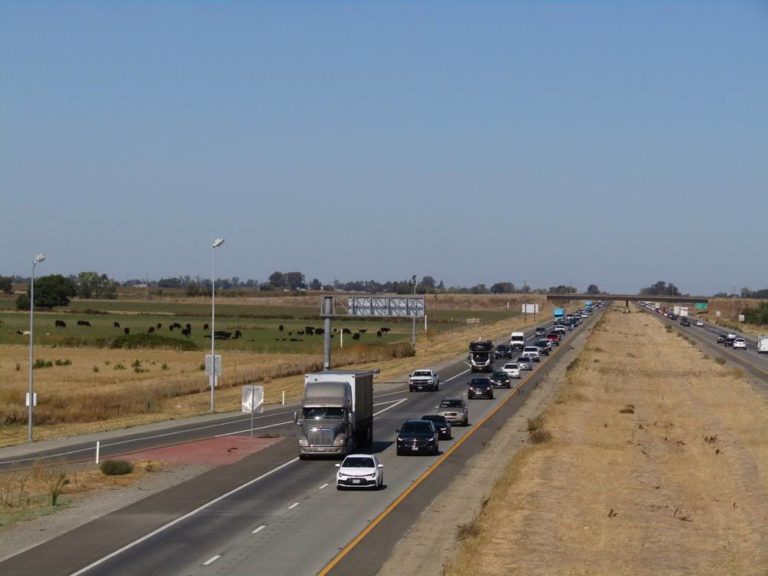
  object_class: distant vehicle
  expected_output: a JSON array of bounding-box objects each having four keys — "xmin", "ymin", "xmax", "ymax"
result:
[
  {"xmin": 758, "ymin": 336, "xmax": 768, "ymax": 353},
  {"xmin": 725, "ymin": 334, "xmax": 737, "ymax": 347},
  {"xmin": 409, "ymin": 369, "xmax": 440, "ymax": 392},
  {"xmin": 552, "ymin": 325, "xmax": 567, "ymax": 336},
  {"xmin": 469, "ymin": 340, "xmax": 494, "ymax": 373},
  {"xmin": 522, "ymin": 346, "xmax": 541, "ymax": 362},
  {"xmin": 546, "ymin": 332, "xmax": 561, "ymax": 346},
  {"xmin": 336, "ymin": 454, "xmax": 384, "ymax": 490},
  {"xmin": 733, "ymin": 337, "xmax": 747, "ymax": 350},
  {"xmin": 468, "ymin": 377, "xmax": 495, "ymax": 399},
  {"xmin": 296, "ymin": 371, "xmax": 374, "ymax": 459},
  {"xmin": 421, "ymin": 414, "xmax": 452, "ymax": 440},
  {"xmin": 695, "ymin": 320, "xmax": 704, "ymax": 327},
  {"xmin": 717, "ymin": 334, "xmax": 727, "ymax": 344},
  {"xmin": 515, "ymin": 357, "xmax": 533, "ymax": 371},
  {"xmin": 437, "ymin": 397, "xmax": 469, "ymax": 426},
  {"xmin": 534, "ymin": 339, "xmax": 552, "ymax": 355},
  {"xmin": 680, "ymin": 318, "xmax": 690, "ymax": 327},
  {"xmin": 396, "ymin": 420, "xmax": 439, "ymax": 456},
  {"xmin": 535, "ymin": 327, "xmax": 547, "ymax": 337},
  {"xmin": 494, "ymin": 343, "xmax": 514, "ymax": 360},
  {"xmin": 490, "ymin": 370, "xmax": 513, "ymax": 388},
  {"xmin": 509, "ymin": 331, "xmax": 526, "ymax": 350},
  {"xmin": 501, "ymin": 362, "xmax": 521, "ymax": 379}
]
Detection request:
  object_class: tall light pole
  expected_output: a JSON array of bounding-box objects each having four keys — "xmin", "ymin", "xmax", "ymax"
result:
[
  {"xmin": 411, "ymin": 275, "xmax": 417, "ymax": 347},
  {"xmin": 210, "ymin": 238, "xmax": 225, "ymax": 413},
  {"xmin": 28, "ymin": 253, "xmax": 46, "ymax": 442}
]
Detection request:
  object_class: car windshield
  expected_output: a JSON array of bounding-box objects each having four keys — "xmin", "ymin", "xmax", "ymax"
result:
[
  {"xmin": 505, "ymin": 364, "xmax": 519, "ymax": 369},
  {"xmin": 470, "ymin": 379, "xmax": 490, "ymax": 385},
  {"xmin": 412, "ymin": 371, "xmax": 432, "ymax": 377},
  {"xmin": 302, "ymin": 407, "xmax": 344, "ymax": 420},
  {"xmin": 342, "ymin": 457, "xmax": 375, "ymax": 468},
  {"xmin": 472, "ymin": 352, "xmax": 490, "ymax": 360},
  {"xmin": 492, "ymin": 371, "xmax": 508, "ymax": 378},
  {"xmin": 440, "ymin": 399, "xmax": 463, "ymax": 408},
  {"xmin": 401, "ymin": 421, "xmax": 433, "ymax": 434}
]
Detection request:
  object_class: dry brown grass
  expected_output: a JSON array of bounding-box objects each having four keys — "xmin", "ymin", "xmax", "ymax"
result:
[
  {"xmin": 446, "ymin": 304, "xmax": 768, "ymax": 576},
  {"xmin": 0, "ymin": 296, "xmax": 567, "ymax": 446},
  {"xmin": 0, "ymin": 461, "xmax": 158, "ymax": 528}
]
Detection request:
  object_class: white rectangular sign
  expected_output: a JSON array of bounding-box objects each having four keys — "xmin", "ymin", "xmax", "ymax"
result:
[
  {"xmin": 521, "ymin": 304, "xmax": 539, "ymax": 314},
  {"xmin": 739, "ymin": 314, "xmax": 745, "ymax": 322},
  {"xmin": 205, "ymin": 354, "xmax": 222, "ymax": 376},
  {"xmin": 25, "ymin": 392, "xmax": 37, "ymax": 407},
  {"xmin": 242, "ymin": 385, "xmax": 264, "ymax": 414}
]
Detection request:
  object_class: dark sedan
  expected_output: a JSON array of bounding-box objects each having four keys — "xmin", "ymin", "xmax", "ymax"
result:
[
  {"xmin": 490, "ymin": 370, "xmax": 512, "ymax": 388},
  {"xmin": 396, "ymin": 420, "xmax": 439, "ymax": 455},
  {"xmin": 468, "ymin": 377, "xmax": 495, "ymax": 399},
  {"xmin": 421, "ymin": 414, "xmax": 452, "ymax": 440},
  {"xmin": 494, "ymin": 344, "xmax": 514, "ymax": 360},
  {"xmin": 534, "ymin": 339, "xmax": 552, "ymax": 355}
]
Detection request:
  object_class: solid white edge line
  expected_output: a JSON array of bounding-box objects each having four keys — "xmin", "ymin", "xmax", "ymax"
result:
[
  {"xmin": 288, "ymin": 502, "xmax": 299, "ymax": 510},
  {"xmin": 68, "ymin": 457, "xmax": 300, "ymax": 576},
  {"xmin": 203, "ymin": 555, "xmax": 221, "ymax": 566},
  {"xmin": 319, "ymin": 483, "xmax": 328, "ymax": 490},
  {"xmin": 251, "ymin": 525, "xmax": 266, "ymax": 535}
]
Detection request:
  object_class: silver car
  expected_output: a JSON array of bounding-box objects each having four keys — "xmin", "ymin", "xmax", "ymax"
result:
[{"xmin": 437, "ymin": 397, "xmax": 469, "ymax": 426}]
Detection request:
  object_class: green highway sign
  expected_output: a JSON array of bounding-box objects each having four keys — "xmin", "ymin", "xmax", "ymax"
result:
[{"xmin": 695, "ymin": 303, "xmax": 708, "ymax": 310}]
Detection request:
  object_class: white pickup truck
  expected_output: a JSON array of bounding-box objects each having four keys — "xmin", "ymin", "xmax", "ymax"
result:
[{"xmin": 409, "ymin": 369, "xmax": 440, "ymax": 392}]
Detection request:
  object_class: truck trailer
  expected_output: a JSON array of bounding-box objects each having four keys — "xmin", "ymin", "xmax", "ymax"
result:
[{"xmin": 296, "ymin": 371, "xmax": 374, "ymax": 459}]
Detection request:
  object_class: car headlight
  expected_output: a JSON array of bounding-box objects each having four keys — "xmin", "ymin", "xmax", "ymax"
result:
[
  {"xmin": 333, "ymin": 433, "xmax": 347, "ymax": 446},
  {"xmin": 298, "ymin": 435, "xmax": 308, "ymax": 447},
  {"xmin": 397, "ymin": 437, "xmax": 403, "ymax": 442}
]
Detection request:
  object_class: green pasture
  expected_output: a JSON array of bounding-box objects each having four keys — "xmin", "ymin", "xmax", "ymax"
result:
[{"xmin": 0, "ymin": 296, "xmax": 515, "ymax": 353}]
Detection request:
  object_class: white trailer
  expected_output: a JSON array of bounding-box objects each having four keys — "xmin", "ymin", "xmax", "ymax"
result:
[{"xmin": 758, "ymin": 336, "xmax": 768, "ymax": 354}]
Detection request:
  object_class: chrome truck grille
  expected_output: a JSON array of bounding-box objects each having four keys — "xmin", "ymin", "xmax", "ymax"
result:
[{"xmin": 308, "ymin": 428, "xmax": 334, "ymax": 445}]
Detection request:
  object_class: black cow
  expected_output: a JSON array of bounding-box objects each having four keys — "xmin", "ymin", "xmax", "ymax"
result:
[
  {"xmin": 181, "ymin": 327, "xmax": 191, "ymax": 337},
  {"xmin": 214, "ymin": 330, "xmax": 232, "ymax": 340},
  {"xmin": 376, "ymin": 331, "xmax": 382, "ymax": 338},
  {"xmin": 380, "ymin": 327, "xmax": 391, "ymax": 333},
  {"xmin": 352, "ymin": 333, "xmax": 361, "ymax": 340},
  {"xmin": 234, "ymin": 330, "xmax": 242, "ymax": 339},
  {"xmin": 203, "ymin": 323, "xmax": 209, "ymax": 330},
  {"xmin": 124, "ymin": 327, "xmax": 130, "ymax": 335},
  {"xmin": 315, "ymin": 328, "xmax": 324, "ymax": 335},
  {"xmin": 77, "ymin": 320, "xmax": 91, "ymax": 327},
  {"xmin": 157, "ymin": 323, "xmax": 162, "ymax": 329},
  {"xmin": 113, "ymin": 322, "xmax": 121, "ymax": 329},
  {"xmin": 342, "ymin": 328, "xmax": 352, "ymax": 335},
  {"xmin": 305, "ymin": 327, "xmax": 315, "ymax": 336},
  {"xmin": 55, "ymin": 320, "xmax": 67, "ymax": 328},
  {"xmin": 278, "ymin": 325, "xmax": 284, "ymax": 332},
  {"xmin": 147, "ymin": 327, "xmax": 155, "ymax": 334}
]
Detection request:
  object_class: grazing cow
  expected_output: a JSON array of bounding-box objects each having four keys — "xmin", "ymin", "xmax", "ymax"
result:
[
  {"xmin": 203, "ymin": 323, "xmax": 209, "ymax": 330},
  {"xmin": 124, "ymin": 327, "xmax": 130, "ymax": 335},
  {"xmin": 352, "ymin": 333, "xmax": 361, "ymax": 340},
  {"xmin": 214, "ymin": 330, "xmax": 232, "ymax": 340},
  {"xmin": 315, "ymin": 328, "xmax": 324, "ymax": 335},
  {"xmin": 305, "ymin": 327, "xmax": 315, "ymax": 336},
  {"xmin": 297, "ymin": 330, "xmax": 304, "ymax": 335},
  {"xmin": 185, "ymin": 323, "xmax": 191, "ymax": 330},
  {"xmin": 16, "ymin": 330, "xmax": 23, "ymax": 335},
  {"xmin": 147, "ymin": 327, "xmax": 155, "ymax": 334},
  {"xmin": 342, "ymin": 328, "xmax": 352, "ymax": 335},
  {"xmin": 278, "ymin": 325, "xmax": 284, "ymax": 332},
  {"xmin": 358, "ymin": 328, "xmax": 367, "ymax": 334},
  {"xmin": 380, "ymin": 327, "xmax": 391, "ymax": 333},
  {"xmin": 234, "ymin": 330, "xmax": 242, "ymax": 339},
  {"xmin": 157, "ymin": 323, "xmax": 162, "ymax": 329},
  {"xmin": 181, "ymin": 327, "xmax": 191, "ymax": 337},
  {"xmin": 77, "ymin": 320, "xmax": 92, "ymax": 327},
  {"xmin": 55, "ymin": 320, "xmax": 67, "ymax": 328},
  {"xmin": 113, "ymin": 322, "xmax": 121, "ymax": 329},
  {"xmin": 376, "ymin": 331, "xmax": 382, "ymax": 338}
]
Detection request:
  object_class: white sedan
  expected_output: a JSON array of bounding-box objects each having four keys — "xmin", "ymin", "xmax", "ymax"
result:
[
  {"xmin": 695, "ymin": 320, "xmax": 704, "ymax": 327},
  {"xmin": 502, "ymin": 362, "xmax": 521, "ymax": 379},
  {"xmin": 336, "ymin": 454, "xmax": 384, "ymax": 490},
  {"xmin": 733, "ymin": 338, "xmax": 747, "ymax": 350}
]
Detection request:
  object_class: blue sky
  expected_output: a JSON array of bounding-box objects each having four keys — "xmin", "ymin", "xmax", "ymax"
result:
[{"xmin": 2, "ymin": 1, "xmax": 766, "ymax": 294}]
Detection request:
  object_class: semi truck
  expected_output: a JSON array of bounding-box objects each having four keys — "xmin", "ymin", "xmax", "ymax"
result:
[
  {"xmin": 295, "ymin": 371, "xmax": 374, "ymax": 459},
  {"xmin": 469, "ymin": 340, "xmax": 494, "ymax": 372},
  {"xmin": 758, "ymin": 336, "xmax": 768, "ymax": 354}
]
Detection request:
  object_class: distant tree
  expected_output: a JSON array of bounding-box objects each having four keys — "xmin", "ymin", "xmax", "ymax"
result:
[
  {"xmin": 421, "ymin": 276, "xmax": 437, "ymax": 290},
  {"xmin": 309, "ymin": 278, "xmax": 322, "ymax": 290},
  {"xmin": 268, "ymin": 271, "xmax": 285, "ymax": 289},
  {"xmin": 586, "ymin": 284, "xmax": 601, "ymax": 295},
  {"xmin": 75, "ymin": 272, "xmax": 118, "ymax": 299},
  {"xmin": 284, "ymin": 272, "xmax": 306, "ymax": 290},
  {"xmin": 16, "ymin": 274, "xmax": 76, "ymax": 310},
  {"xmin": 548, "ymin": 285, "xmax": 577, "ymax": 294},
  {"xmin": 470, "ymin": 284, "xmax": 488, "ymax": 294},
  {"xmin": 639, "ymin": 281, "xmax": 681, "ymax": 297},
  {"xmin": 0, "ymin": 276, "xmax": 12, "ymax": 294},
  {"xmin": 520, "ymin": 283, "xmax": 531, "ymax": 293},
  {"xmin": 744, "ymin": 302, "xmax": 768, "ymax": 325},
  {"xmin": 158, "ymin": 277, "xmax": 184, "ymax": 289},
  {"xmin": 438, "ymin": 280, "xmax": 445, "ymax": 291},
  {"xmin": 490, "ymin": 282, "xmax": 516, "ymax": 294}
]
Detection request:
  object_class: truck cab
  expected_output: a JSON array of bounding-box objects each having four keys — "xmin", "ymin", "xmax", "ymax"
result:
[{"xmin": 469, "ymin": 340, "xmax": 494, "ymax": 373}]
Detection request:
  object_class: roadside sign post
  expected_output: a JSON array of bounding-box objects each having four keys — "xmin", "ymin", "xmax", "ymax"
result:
[
  {"xmin": 205, "ymin": 354, "xmax": 222, "ymax": 413},
  {"xmin": 242, "ymin": 385, "xmax": 264, "ymax": 438}
]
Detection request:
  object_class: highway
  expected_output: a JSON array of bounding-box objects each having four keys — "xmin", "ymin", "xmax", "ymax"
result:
[{"xmin": 0, "ymin": 313, "xmax": 596, "ymax": 576}]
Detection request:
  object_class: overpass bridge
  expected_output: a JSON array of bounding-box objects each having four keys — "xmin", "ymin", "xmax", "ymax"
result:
[{"xmin": 546, "ymin": 294, "xmax": 709, "ymax": 306}]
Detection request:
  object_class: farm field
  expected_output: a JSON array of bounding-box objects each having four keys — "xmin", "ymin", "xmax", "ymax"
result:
[{"xmin": 0, "ymin": 293, "xmax": 558, "ymax": 446}]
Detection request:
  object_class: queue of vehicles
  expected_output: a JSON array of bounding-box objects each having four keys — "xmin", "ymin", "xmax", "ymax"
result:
[{"xmin": 302, "ymin": 306, "xmax": 594, "ymax": 489}]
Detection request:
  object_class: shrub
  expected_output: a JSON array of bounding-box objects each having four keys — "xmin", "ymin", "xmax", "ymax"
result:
[
  {"xmin": 93, "ymin": 366, "xmax": 99, "ymax": 373},
  {"xmin": 715, "ymin": 357, "xmax": 727, "ymax": 365},
  {"xmin": 529, "ymin": 429, "xmax": 552, "ymax": 444},
  {"xmin": 48, "ymin": 472, "xmax": 69, "ymax": 506},
  {"xmin": 99, "ymin": 460, "xmax": 134, "ymax": 476}
]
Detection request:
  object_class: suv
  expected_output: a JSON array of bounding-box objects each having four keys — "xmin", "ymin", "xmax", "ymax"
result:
[
  {"xmin": 490, "ymin": 370, "xmax": 513, "ymax": 388},
  {"xmin": 468, "ymin": 377, "xmax": 495, "ymax": 399},
  {"xmin": 535, "ymin": 327, "xmax": 547, "ymax": 337},
  {"xmin": 546, "ymin": 332, "xmax": 561, "ymax": 346},
  {"xmin": 522, "ymin": 346, "xmax": 541, "ymax": 362},
  {"xmin": 421, "ymin": 414, "xmax": 452, "ymax": 440},
  {"xmin": 494, "ymin": 343, "xmax": 514, "ymax": 360},
  {"xmin": 680, "ymin": 318, "xmax": 690, "ymax": 327},
  {"xmin": 437, "ymin": 397, "xmax": 469, "ymax": 426},
  {"xmin": 396, "ymin": 420, "xmax": 439, "ymax": 456},
  {"xmin": 534, "ymin": 339, "xmax": 552, "ymax": 355}
]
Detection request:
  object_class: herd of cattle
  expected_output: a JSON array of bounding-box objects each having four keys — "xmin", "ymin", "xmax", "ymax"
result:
[{"xmin": 19, "ymin": 321, "xmax": 395, "ymax": 342}]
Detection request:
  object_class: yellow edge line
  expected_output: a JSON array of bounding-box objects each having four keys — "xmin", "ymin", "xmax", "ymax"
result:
[{"xmin": 317, "ymin": 338, "xmax": 571, "ymax": 575}]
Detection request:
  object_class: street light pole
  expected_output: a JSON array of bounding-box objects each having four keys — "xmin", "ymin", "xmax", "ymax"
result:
[
  {"xmin": 28, "ymin": 253, "xmax": 45, "ymax": 442},
  {"xmin": 411, "ymin": 275, "xmax": 417, "ymax": 348},
  {"xmin": 210, "ymin": 238, "xmax": 225, "ymax": 413}
]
